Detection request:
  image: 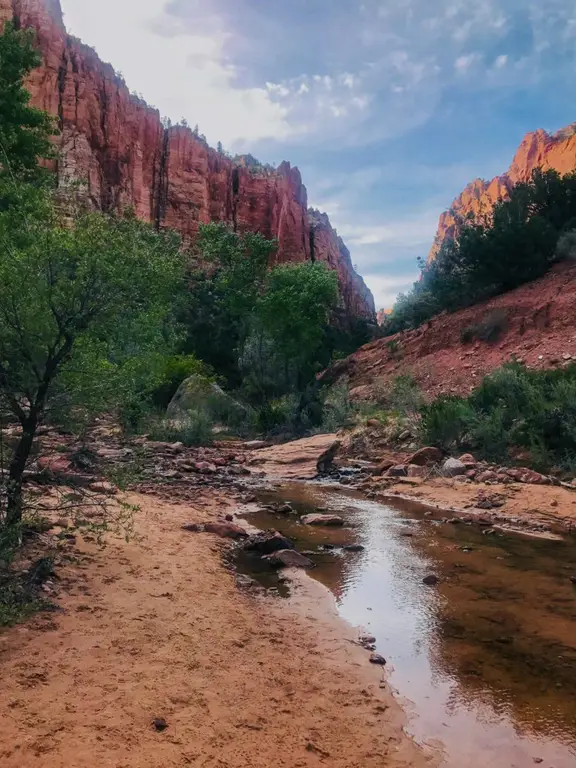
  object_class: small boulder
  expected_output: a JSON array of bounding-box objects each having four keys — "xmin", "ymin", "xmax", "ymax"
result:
[
  {"xmin": 316, "ymin": 440, "xmax": 341, "ymax": 474},
  {"xmin": 374, "ymin": 459, "xmax": 394, "ymax": 476},
  {"xmin": 476, "ymin": 470, "xmax": 499, "ymax": 483},
  {"xmin": 407, "ymin": 447, "xmax": 443, "ymax": 466},
  {"xmin": 458, "ymin": 453, "xmax": 477, "ymax": 467},
  {"xmin": 343, "ymin": 544, "xmax": 365, "ymax": 552},
  {"xmin": 366, "ymin": 419, "xmax": 381, "ymax": 428},
  {"xmin": 245, "ymin": 440, "xmax": 267, "ymax": 450},
  {"xmin": 423, "ymin": 574, "xmax": 439, "ymax": 586},
  {"xmin": 442, "ymin": 458, "xmax": 467, "ymax": 477},
  {"xmin": 204, "ymin": 521, "xmax": 248, "ymax": 539},
  {"xmin": 369, "ymin": 653, "xmax": 387, "ymax": 665},
  {"xmin": 38, "ymin": 455, "xmax": 73, "ymax": 474},
  {"xmin": 152, "ymin": 718, "xmax": 168, "ymax": 732},
  {"xmin": 243, "ymin": 531, "xmax": 294, "ymax": 554},
  {"xmin": 181, "ymin": 522, "xmax": 204, "ymax": 532},
  {"xmin": 301, "ymin": 513, "xmax": 344, "ymax": 527},
  {"xmin": 386, "ymin": 465, "xmax": 408, "ymax": 478},
  {"xmin": 88, "ymin": 481, "xmax": 117, "ymax": 494},
  {"xmin": 264, "ymin": 550, "xmax": 314, "ymax": 569},
  {"xmin": 194, "ymin": 461, "xmax": 217, "ymax": 474},
  {"xmin": 407, "ymin": 464, "xmax": 427, "ymax": 478}
]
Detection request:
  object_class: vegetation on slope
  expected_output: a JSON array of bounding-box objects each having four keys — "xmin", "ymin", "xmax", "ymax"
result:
[{"xmin": 384, "ymin": 169, "xmax": 576, "ymax": 334}]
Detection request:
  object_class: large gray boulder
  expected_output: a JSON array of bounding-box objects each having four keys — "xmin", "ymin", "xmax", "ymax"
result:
[
  {"xmin": 442, "ymin": 457, "xmax": 467, "ymax": 477},
  {"xmin": 167, "ymin": 375, "xmax": 248, "ymax": 425}
]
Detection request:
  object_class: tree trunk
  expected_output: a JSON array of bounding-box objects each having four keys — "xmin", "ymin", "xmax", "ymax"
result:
[{"xmin": 5, "ymin": 415, "xmax": 37, "ymax": 527}]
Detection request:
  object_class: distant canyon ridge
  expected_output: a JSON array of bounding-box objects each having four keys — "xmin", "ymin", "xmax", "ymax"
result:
[
  {"xmin": 0, "ymin": 0, "xmax": 375, "ymax": 322},
  {"xmin": 428, "ymin": 124, "xmax": 576, "ymax": 262}
]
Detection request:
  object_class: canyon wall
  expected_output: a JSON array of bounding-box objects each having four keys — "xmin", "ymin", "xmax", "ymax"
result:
[
  {"xmin": 0, "ymin": 0, "xmax": 375, "ymax": 320},
  {"xmin": 429, "ymin": 125, "xmax": 576, "ymax": 261}
]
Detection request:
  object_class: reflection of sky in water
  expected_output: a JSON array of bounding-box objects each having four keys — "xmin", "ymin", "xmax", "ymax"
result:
[{"xmin": 255, "ymin": 485, "xmax": 576, "ymax": 768}]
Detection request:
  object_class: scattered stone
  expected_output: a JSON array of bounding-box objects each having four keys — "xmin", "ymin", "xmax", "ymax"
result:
[
  {"xmin": 506, "ymin": 467, "xmax": 548, "ymax": 485},
  {"xmin": 228, "ymin": 465, "xmax": 250, "ymax": 476},
  {"xmin": 476, "ymin": 491, "xmax": 506, "ymax": 510},
  {"xmin": 263, "ymin": 549, "xmax": 314, "ymax": 569},
  {"xmin": 245, "ymin": 440, "xmax": 267, "ymax": 450},
  {"xmin": 476, "ymin": 470, "xmax": 499, "ymax": 483},
  {"xmin": 204, "ymin": 521, "xmax": 248, "ymax": 539},
  {"xmin": 243, "ymin": 531, "xmax": 294, "ymax": 554},
  {"xmin": 386, "ymin": 464, "xmax": 408, "ymax": 478},
  {"xmin": 407, "ymin": 446, "xmax": 443, "ymax": 466},
  {"xmin": 152, "ymin": 718, "xmax": 168, "ymax": 732},
  {"xmin": 359, "ymin": 633, "xmax": 376, "ymax": 646},
  {"xmin": 366, "ymin": 419, "xmax": 381, "ymax": 428},
  {"xmin": 398, "ymin": 430, "xmax": 411, "ymax": 441},
  {"xmin": 343, "ymin": 544, "xmax": 365, "ymax": 552},
  {"xmin": 442, "ymin": 458, "xmax": 467, "ymax": 477},
  {"xmin": 225, "ymin": 514, "xmax": 234, "ymax": 521},
  {"xmin": 181, "ymin": 523, "xmax": 204, "ymax": 533},
  {"xmin": 369, "ymin": 653, "xmax": 387, "ymax": 665},
  {"xmin": 38, "ymin": 455, "xmax": 73, "ymax": 474},
  {"xmin": 422, "ymin": 574, "xmax": 439, "ymax": 586},
  {"xmin": 194, "ymin": 461, "xmax": 217, "ymax": 474},
  {"xmin": 458, "ymin": 453, "xmax": 477, "ymax": 467},
  {"xmin": 88, "ymin": 480, "xmax": 116, "ymax": 494},
  {"xmin": 533, "ymin": 759, "xmax": 543, "ymax": 764},
  {"xmin": 374, "ymin": 460, "xmax": 394, "ymax": 476},
  {"xmin": 301, "ymin": 513, "xmax": 344, "ymax": 527},
  {"xmin": 276, "ymin": 503, "xmax": 295, "ymax": 515},
  {"xmin": 407, "ymin": 464, "xmax": 428, "ymax": 478}
]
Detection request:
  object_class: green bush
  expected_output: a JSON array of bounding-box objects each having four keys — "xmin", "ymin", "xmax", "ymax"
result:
[
  {"xmin": 421, "ymin": 396, "xmax": 474, "ymax": 452},
  {"xmin": 144, "ymin": 411, "xmax": 214, "ymax": 447},
  {"xmin": 421, "ymin": 363, "xmax": 576, "ymax": 471}
]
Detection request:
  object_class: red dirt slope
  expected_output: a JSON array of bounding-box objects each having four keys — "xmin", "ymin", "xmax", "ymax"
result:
[{"xmin": 321, "ymin": 262, "xmax": 576, "ymax": 400}]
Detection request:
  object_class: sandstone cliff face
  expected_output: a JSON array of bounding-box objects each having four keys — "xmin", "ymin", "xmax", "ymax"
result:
[
  {"xmin": 429, "ymin": 125, "xmax": 576, "ymax": 261},
  {"xmin": 308, "ymin": 210, "xmax": 375, "ymax": 320},
  {"xmin": 1, "ymin": 0, "xmax": 375, "ymax": 320}
]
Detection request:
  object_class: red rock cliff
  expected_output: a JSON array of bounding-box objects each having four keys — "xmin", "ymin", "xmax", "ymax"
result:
[
  {"xmin": 0, "ymin": 0, "xmax": 375, "ymax": 321},
  {"xmin": 429, "ymin": 125, "xmax": 576, "ymax": 261}
]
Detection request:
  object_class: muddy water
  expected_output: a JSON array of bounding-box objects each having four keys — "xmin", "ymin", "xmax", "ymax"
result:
[{"xmin": 245, "ymin": 482, "xmax": 576, "ymax": 768}]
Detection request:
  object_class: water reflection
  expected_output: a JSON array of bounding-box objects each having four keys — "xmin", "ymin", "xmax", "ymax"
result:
[{"xmin": 249, "ymin": 482, "xmax": 576, "ymax": 768}]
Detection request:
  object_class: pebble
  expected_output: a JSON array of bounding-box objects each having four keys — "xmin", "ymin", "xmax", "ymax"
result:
[
  {"xmin": 423, "ymin": 574, "xmax": 439, "ymax": 586},
  {"xmin": 369, "ymin": 653, "xmax": 387, "ymax": 666},
  {"xmin": 152, "ymin": 718, "xmax": 168, "ymax": 732}
]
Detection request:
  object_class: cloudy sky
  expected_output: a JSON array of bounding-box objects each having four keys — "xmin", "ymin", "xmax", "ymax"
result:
[{"xmin": 59, "ymin": 0, "xmax": 576, "ymax": 309}]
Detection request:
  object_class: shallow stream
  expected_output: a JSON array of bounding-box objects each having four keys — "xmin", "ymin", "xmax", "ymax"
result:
[{"xmin": 241, "ymin": 481, "xmax": 576, "ymax": 768}]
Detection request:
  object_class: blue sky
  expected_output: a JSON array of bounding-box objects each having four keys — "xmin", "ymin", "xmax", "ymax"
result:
[{"xmin": 59, "ymin": 0, "xmax": 576, "ymax": 309}]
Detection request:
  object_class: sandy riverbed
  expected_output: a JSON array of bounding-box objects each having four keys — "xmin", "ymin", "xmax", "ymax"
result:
[{"xmin": 0, "ymin": 488, "xmax": 434, "ymax": 768}]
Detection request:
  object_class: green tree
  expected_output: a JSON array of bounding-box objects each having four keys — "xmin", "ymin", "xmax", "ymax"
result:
[
  {"xmin": 0, "ymin": 21, "xmax": 54, "ymax": 184},
  {"xmin": 257, "ymin": 262, "xmax": 339, "ymax": 387},
  {"xmin": 0, "ymin": 201, "xmax": 185, "ymax": 526},
  {"xmin": 183, "ymin": 222, "xmax": 276, "ymax": 385}
]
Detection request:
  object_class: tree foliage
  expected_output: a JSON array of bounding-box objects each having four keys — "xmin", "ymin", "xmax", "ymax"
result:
[
  {"xmin": 0, "ymin": 197, "xmax": 185, "ymax": 524},
  {"xmin": 0, "ymin": 21, "xmax": 54, "ymax": 184}
]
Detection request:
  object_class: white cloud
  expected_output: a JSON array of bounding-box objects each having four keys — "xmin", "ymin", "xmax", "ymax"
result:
[
  {"xmin": 454, "ymin": 53, "xmax": 478, "ymax": 71},
  {"xmin": 60, "ymin": 0, "xmax": 293, "ymax": 148},
  {"xmin": 362, "ymin": 273, "xmax": 417, "ymax": 309},
  {"xmin": 494, "ymin": 54, "xmax": 508, "ymax": 68}
]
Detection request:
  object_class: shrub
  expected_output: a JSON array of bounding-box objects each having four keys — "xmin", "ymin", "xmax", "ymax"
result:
[
  {"xmin": 420, "ymin": 396, "xmax": 473, "ymax": 452},
  {"xmin": 144, "ymin": 411, "xmax": 214, "ymax": 446},
  {"xmin": 555, "ymin": 229, "xmax": 576, "ymax": 261}
]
